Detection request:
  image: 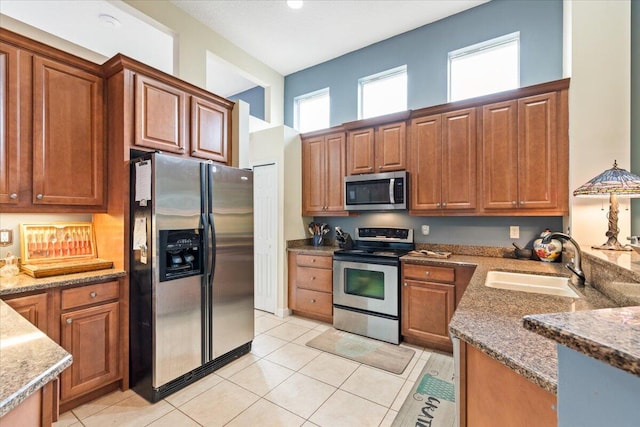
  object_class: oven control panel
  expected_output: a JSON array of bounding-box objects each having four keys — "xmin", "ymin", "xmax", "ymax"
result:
[{"xmin": 355, "ymin": 227, "xmax": 413, "ymax": 243}]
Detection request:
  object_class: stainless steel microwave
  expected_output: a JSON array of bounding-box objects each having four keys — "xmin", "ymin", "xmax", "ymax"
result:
[{"xmin": 344, "ymin": 171, "xmax": 407, "ymax": 211}]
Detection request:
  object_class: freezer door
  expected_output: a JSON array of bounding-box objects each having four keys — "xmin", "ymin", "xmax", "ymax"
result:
[
  {"xmin": 209, "ymin": 164, "xmax": 254, "ymax": 360},
  {"xmin": 153, "ymin": 275, "xmax": 202, "ymax": 387}
]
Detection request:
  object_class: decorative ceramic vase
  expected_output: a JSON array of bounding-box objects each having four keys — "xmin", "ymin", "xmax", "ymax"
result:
[{"xmin": 533, "ymin": 229, "xmax": 562, "ymax": 262}]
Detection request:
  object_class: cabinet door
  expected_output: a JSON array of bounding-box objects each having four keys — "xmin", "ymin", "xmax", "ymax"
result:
[
  {"xmin": 481, "ymin": 101, "xmax": 519, "ymax": 210},
  {"xmin": 401, "ymin": 280, "xmax": 455, "ymax": 350},
  {"xmin": 518, "ymin": 92, "xmax": 558, "ymax": 209},
  {"xmin": 60, "ymin": 301, "xmax": 119, "ymax": 401},
  {"xmin": 0, "ymin": 42, "xmax": 20, "ymax": 205},
  {"xmin": 441, "ymin": 108, "xmax": 476, "ymax": 210},
  {"xmin": 376, "ymin": 121, "xmax": 406, "ymax": 173},
  {"xmin": 134, "ymin": 73, "xmax": 187, "ymax": 154},
  {"xmin": 347, "ymin": 128, "xmax": 375, "ymax": 175},
  {"xmin": 4, "ymin": 293, "xmax": 48, "ymax": 334},
  {"xmin": 409, "ymin": 115, "xmax": 441, "ymax": 211},
  {"xmin": 302, "ymin": 136, "xmax": 327, "ymax": 215},
  {"xmin": 324, "ymin": 132, "xmax": 347, "ymax": 213},
  {"xmin": 32, "ymin": 56, "xmax": 105, "ymax": 206},
  {"xmin": 190, "ymin": 95, "xmax": 230, "ymax": 164}
]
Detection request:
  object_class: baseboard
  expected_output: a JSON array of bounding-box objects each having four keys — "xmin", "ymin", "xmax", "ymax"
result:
[{"xmin": 277, "ymin": 307, "xmax": 292, "ymax": 318}]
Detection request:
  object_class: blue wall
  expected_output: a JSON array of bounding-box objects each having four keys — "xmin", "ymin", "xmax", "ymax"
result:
[
  {"xmin": 284, "ymin": 0, "xmax": 563, "ymax": 127},
  {"xmin": 228, "ymin": 86, "xmax": 265, "ymax": 120},
  {"xmin": 632, "ymin": 0, "xmax": 639, "ymax": 234}
]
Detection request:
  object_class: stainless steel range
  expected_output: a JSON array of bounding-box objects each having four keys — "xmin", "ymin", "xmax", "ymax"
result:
[{"xmin": 332, "ymin": 227, "xmax": 414, "ymax": 344}]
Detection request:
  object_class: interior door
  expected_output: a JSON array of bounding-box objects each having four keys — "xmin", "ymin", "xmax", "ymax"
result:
[{"xmin": 253, "ymin": 163, "xmax": 278, "ymax": 314}]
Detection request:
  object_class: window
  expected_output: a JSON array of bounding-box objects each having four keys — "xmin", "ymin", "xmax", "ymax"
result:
[
  {"xmin": 358, "ymin": 66, "xmax": 407, "ymax": 119},
  {"xmin": 448, "ymin": 32, "xmax": 520, "ymax": 102},
  {"xmin": 294, "ymin": 88, "xmax": 330, "ymax": 132}
]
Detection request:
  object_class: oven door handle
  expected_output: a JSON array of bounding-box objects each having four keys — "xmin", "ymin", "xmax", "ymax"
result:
[{"xmin": 389, "ymin": 178, "xmax": 395, "ymax": 204}]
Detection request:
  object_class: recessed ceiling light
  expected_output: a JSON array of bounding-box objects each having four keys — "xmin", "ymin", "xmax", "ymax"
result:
[
  {"xmin": 98, "ymin": 13, "xmax": 121, "ymax": 28},
  {"xmin": 287, "ymin": 0, "xmax": 303, "ymax": 10}
]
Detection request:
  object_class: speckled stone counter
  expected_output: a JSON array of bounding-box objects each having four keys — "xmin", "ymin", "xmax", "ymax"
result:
[
  {"xmin": 287, "ymin": 244, "xmax": 339, "ymax": 255},
  {"xmin": 404, "ymin": 254, "xmax": 618, "ymax": 394},
  {"xmin": 523, "ymin": 306, "xmax": 640, "ymax": 377},
  {"xmin": 0, "ymin": 299, "xmax": 72, "ymax": 416},
  {"xmin": 0, "ymin": 268, "xmax": 126, "ymax": 296}
]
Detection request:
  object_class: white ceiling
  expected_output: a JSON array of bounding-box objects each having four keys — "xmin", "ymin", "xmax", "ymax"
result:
[
  {"xmin": 0, "ymin": 0, "xmax": 488, "ymax": 97},
  {"xmin": 171, "ymin": 0, "xmax": 489, "ymax": 76}
]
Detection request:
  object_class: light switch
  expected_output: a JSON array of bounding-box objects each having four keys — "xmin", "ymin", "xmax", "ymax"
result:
[{"xmin": 509, "ymin": 226, "xmax": 520, "ymax": 239}]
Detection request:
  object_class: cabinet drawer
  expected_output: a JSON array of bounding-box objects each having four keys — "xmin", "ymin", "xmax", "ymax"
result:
[
  {"xmin": 297, "ymin": 254, "xmax": 332, "ymax": 269},
  {"xmin": 297, "ymin": 267, "xmax": 333, "ymax": 292},
  {"xmin": 61, "ymin": 281, "xmax": 119, "ymax": 310},
  {"xmin": 296, "ymin": 288, "xmax": 332, "ymax": 317},
  {"xmin": 403, "ymin": 263, "xmax": 455, "ymax": 283}
]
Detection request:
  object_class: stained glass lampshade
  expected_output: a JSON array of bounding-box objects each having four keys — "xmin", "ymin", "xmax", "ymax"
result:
[{"xmin": 573, "ymin": 161, "xmax": 640, "ymax": 251}]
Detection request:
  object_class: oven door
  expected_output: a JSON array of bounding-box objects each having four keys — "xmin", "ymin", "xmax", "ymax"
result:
[{"xmin": 333, "ymin": 258, "xmax": 399, "ymax": 317}]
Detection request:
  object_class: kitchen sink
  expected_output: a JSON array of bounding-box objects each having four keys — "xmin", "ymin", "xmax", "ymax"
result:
[{"xmin": 484, "ymin": 271, "xmax": 581, "ymax": 298}]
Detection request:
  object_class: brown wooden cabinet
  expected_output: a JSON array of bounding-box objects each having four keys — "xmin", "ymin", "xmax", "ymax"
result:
[
  {"xmin": 133, "ymin": 73, "xmax": 188, "ymax": 155},
  {"xmin": 347, "ymin": 121, "xmax": 406, "ymax": 175},
  {"xmin": 408, "ymin": 109, "xmax": 476, "ymax": 214},
  {"xmin": 480, "ymin": 91, "xmax": 566, "ymax": 214},
  {"xmin": 58, "ymin": 281, "xmax": 120, "ymax": 403},
  {"xmin": 0, "ymin": 42, "xmax": 20, "ymax": 206},
  {"xmin": 0, "ymin": 31, "xmax": 106, "ymax": 212},
  {"xmin": 3, "ymin": 292, "xmax": 49, "ymax": 335},
  {"xmin": 288, "ymin": 251, "xmax": 333, "ymax": 323},
  {"xmin": 459, "ymin": 341, "xmax": 557, "ymax": 427},
  {"xmin": 301, "ymin": 131, "xmax": 347, "ymax": 216},
  {"xmin": 32, "ymin": 56, "xmax": 105, "ymax": 207},
  {"xmin": 401, "ymin": 261, "xmax": 474, "ymax": 352},
  {"xmin": 190, "ymin": 94, "xmax": 230, "ymax": 163}
]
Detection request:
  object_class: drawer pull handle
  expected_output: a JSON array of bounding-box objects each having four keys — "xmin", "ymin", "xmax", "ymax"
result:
[
  {"xmin": 90, "ymin": 291, "xmax": 97, "ymax": 298},
  {"xmin": 9, "ymin": 193, "xmax": 17, "ymax": 199},
  {"xmin": 66, "ymin": 318, "xmax": 73, "ymax": 325}
]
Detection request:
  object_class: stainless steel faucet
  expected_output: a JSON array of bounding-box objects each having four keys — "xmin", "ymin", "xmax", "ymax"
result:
[{"xmin": 541, "ymin": 232, "xmax": 586, "ymax": 286}]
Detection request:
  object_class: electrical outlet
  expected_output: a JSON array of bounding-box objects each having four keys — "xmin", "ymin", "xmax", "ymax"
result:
[
  {"xmin": 421, "ymin": 225, "xmax": 430, "ymax": 236},
  {"xmin": 509, "ymin": 226, "xmax": 520, "ymax": 239}
]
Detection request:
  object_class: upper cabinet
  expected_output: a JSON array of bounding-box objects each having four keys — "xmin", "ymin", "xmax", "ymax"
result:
[
  {"xmin": 0, "ymin": 33, "xmax": 106, "ymax": 212},
  {"xmin": 408, "ymin": 109, "xmax": 477, "ymax": 213},
  {"xmin": 480, "ymin": 90, "xmax": 568, "ymax": 215},
  {"xmin": 302, "ymin": 131, "xmax": 348, "ymax": 216},
  {"xmin": 105, "ymin": 55, "xmax": 234, "ymax": 165},
  {"xmin": 347, "ymin": 121, "xmax": 406, "ymax": 175}
]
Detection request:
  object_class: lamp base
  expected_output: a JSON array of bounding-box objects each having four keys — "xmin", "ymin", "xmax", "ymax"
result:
[{"xmin": 591, "ymin": 240, "xmax": 631, "ymax": 251}]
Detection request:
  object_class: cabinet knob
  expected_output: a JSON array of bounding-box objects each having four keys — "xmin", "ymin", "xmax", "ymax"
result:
[
  {"xmin": 192, "ymin": 150, "xmax": 197, "ymax": 155},
  {"xmin": 66, "ymin": 318, "xmax": 73, "ymax": 325},
  {"xmin": 9, "ymin": 193, "xmax": 17, "ymax": 199},
  {"xmin": 512, "ymin": 201, "xmax": 517, "ymax": 205},
  {"xmin": 379, "ymin": 166, "xmax": 382, "ymax": 170},
  {"xmin": 425, "ymin": 271, "xmax": 430, "ymax": 276},
  {"xmin": 36, "ymin": 194, "xmax": 44, "ymax": 200},
  {"xmin": 520, "ymin": 201, "xmax": 525, "ymax": 205},
  {"xmin": 442, "ymin": 202, "xmax": 447, "ymax": 207},
  {"xmin": 436, "ymin": 202, "xmax": 441, "ymax": 207},
  {"xmin": 404, "ymin": 282, "xmax": 407, "ymax": 287},
  {"xmin": 90, "ymin": 291, "xmax": 97, "ymax": 298},
  {"xmin": 311, "ymin": 299, "xmax": 316, "ymax": 303},
  {"xmin": 180, "ymin": 148, "xmax": 185, "ymax": 152},
  {"xmin": 311, "ymin": 276, "xmax": 316, "ymax": 280}
]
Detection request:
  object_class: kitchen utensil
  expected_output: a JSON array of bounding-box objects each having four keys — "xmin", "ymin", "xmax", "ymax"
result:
[{"xmin": 512, "ymin": 243, "xmax": 533, "ymax": 260}]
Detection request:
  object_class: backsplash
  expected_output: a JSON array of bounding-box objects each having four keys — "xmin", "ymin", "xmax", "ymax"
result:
[{"xmin": 314, "ymin": 214, "xmax": 563, "ymax": 248}]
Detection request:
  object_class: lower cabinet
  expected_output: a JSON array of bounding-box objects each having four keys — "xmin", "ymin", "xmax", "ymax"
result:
[
  {"xmin": 1, "ymin": 278, "xmax": 125, "ymax": 414},
  {"xmin": 401, "ymin": 261, "xmax": 474, "ymax": 352},
  {"xmin": 288, "ymin": 251, "xmax": 333, "ymax": 323},
  {"xmin": 459, "ymin": 341, "xmax": 557, "ymax": 427}
]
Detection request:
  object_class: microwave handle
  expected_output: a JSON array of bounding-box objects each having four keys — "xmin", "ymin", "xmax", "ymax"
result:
[{"xmin": 389, "ymin": 178, "xmax": 395, "ymax": 204}]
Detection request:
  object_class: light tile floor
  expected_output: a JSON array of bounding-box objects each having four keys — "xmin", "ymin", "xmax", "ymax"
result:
[{"xmin": 54, "ymin": 310, "xmax": 441, "ymax": 427}]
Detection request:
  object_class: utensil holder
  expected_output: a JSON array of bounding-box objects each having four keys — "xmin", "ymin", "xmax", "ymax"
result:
[{"xmin": 312, "ymin": 235, "xmax": 323, "ymax": 247}]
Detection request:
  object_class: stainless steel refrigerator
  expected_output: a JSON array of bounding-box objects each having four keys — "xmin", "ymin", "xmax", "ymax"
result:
[{"xmin": 129, "ymin": 152, "xmax": 254, "ymax": 402}]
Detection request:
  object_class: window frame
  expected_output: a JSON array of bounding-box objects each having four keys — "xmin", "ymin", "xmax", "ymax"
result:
[
  {"xmin": 293, "ymin": 87, "xmax": 330, "ymax": 133},
  {"xmin": 357, "ymin": 65, "xmax": 407, "ymax": 120},
  {"xmin": 447, "ymin": 32, "xmax": 520, "ymax": 102}
]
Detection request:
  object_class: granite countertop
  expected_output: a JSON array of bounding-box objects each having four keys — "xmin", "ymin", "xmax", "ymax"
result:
[
  {"xmin": 401, "ymin": 254, "xmax": 617, "ymax": 395},
  {"xmin": 0, "ymin": 299, "xmax": 72, "ymax": 416},
  {"xmin": 287, "ymin": 244, "xmax": 340, "ymax": 255},
  {"xmin": 523, "ymin": 306, "xmax": 640, "ymax": 378},
  {"xmin": 0, "ymin": 268, "xmax": 126, "ymax": 296}
]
